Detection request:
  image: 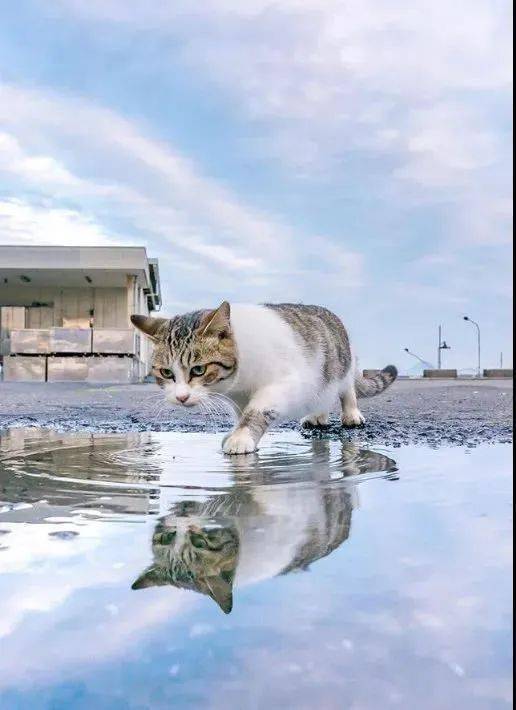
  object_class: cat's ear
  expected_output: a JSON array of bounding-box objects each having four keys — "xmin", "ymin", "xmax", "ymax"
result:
[
  {"xmin": 199, "ymin": 301, "xmax": 231, "ymax": 338},
  {"xmin": 205, "ymin": 574, "xmax": 233, "ymax": 614},
  {"xmin": 131, "ymin": 567, "xmax": 160, "ymax": 590},
  {"xmin": 130, "ymin": 315, "xmax": 169, "ymax": 341}
]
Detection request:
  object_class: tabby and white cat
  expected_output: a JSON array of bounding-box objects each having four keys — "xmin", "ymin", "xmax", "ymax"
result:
[
  {"xmin": 131, "ymin": 302, "xmax": 397, "ymax": 454},
  {"xmin": 131, "ymin": 441, "xmax": 397, "ymax": 613}
]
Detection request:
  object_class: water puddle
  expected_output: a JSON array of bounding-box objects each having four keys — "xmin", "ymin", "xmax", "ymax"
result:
[{"xmin": 0, "ymin": 428, "xmax": 512, "ymax": 709}]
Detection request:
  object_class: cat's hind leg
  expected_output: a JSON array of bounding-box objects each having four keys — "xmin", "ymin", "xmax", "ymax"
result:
[
  {"xmin": 300, "ymin": 412, "xmax": 330, "ymax": 428},
  {"xmin": 340, "ymin": 383, "xmax": 365, "ymax": 428}
]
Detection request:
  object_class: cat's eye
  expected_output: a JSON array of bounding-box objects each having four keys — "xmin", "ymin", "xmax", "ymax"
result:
[
  {"xmin": 206, "ymin": 538, "xmax": 224, "ymax": 551},
  {"xmin": 190, "ymin": 365, "xmax": 207, "ymax": 377},
  {"xmin": 156, "ymin": 531, "xmax": 176, "ymax": 545},
  {"xmin": 159, "ymin": 368, "xmax": 175, "ymax": 380},
  {"xmin": 190, "ymin": 533, "xmax": 209, "ymax": 549},
  {"xmin": 206, "ymin": 530, "xmax": 223, "ymax": 544}
]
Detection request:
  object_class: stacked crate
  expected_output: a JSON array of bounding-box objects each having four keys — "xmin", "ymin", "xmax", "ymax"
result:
[{"xmin": 4, "ymin": 328, "xmax": 137, "ymax": 382}]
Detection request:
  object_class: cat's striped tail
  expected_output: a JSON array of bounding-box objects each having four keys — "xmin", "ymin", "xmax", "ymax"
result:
[{"xmin": 355, "ymin": 365, "xmax": 398, "ymax": 398}]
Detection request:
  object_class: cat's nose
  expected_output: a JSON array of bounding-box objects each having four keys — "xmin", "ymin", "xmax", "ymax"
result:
[{"xmin": 176, "ymin": 393, "xmax": 190, "ymax": 403}]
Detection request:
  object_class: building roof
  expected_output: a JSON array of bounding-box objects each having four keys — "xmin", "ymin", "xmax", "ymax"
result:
[{"xmin": 0, "ymin": 245, "xmax": 161, "ymax": 310}]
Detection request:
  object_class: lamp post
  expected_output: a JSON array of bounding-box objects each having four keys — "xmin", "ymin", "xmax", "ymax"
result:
[
  {"xmin": 437, "ymin": 325, "xmax": 451, "ymax": 369},
  {"xmin": 463, "ymin": 316, "xmax": 481, "ymax": 377}
]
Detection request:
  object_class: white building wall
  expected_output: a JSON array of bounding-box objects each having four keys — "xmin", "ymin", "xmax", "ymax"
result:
[{"xmin": 0, "ymin": 246, "xmax": 161, "ymax": 382}]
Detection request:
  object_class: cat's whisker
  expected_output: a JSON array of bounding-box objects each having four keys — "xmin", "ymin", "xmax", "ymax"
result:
[
  {"xmin": 142, "ymin": 400, "xmax": 160, "ymax": 419},
  {"xmin": 139, "ymin": 395, "xmax": 167, "ymax": 415},
  {"xmin": 198, "ymin": 398, "xmax": 217, "ymax": 431},
  {"xmin": 203, "ymin": 398, "xmax": 224, "ymax": 431},
  {"xmin": 198, "ymin": 400, "xmax": 213, "ymax": 430},
  {"xmin": 207, "ymin": 398, "xmax": 230, "ymax": 429},
  {"xmin": 142, "ymin": 394, "xmax": 176, "ymax": 424},
  {"xmin": 208, "ymin": 393, "xmax": 240, "ymax": 423},
  {"xmin": 147, "ymin": 396, "xmax": 167, "ymax": 414},
  {"xmin": 209, "ymin": 392, "xmax": 240, "ymax": 415},
  {"xmin": 204, "ymin": 395, "xmax": 222, "ymax": 413},
  {"xmin": 140, "ymin": 392, "xmax": 165, "ymax": 404},
  {"xmin": 148, "ymin": 403, "xmax": 165, "ymax": 422},
  {"xmin": 204, "ymin": 398, "xmax": 229, "ymax": 423}
]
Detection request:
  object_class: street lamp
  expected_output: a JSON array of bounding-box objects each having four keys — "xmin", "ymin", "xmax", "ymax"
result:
[
  {"xmin": 437, "ymin": 325, "xmax": 451, "ymax": 369},
  {"xmin": 404, "ymin": 348, "xmax": 429, "ymax": 366},
  {"xmin": 404, "ymin": 347, "xmax": 435, "ymax": 375},
  {"xmin": 463, "ymin": 316, "xmax": 481, "ymax": 377}
]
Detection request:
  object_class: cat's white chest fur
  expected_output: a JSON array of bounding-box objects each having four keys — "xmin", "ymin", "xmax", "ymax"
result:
[
  {"xmin": 227, "ymin": 305, "xmax": 310, "ymax": 393},
  {"xmin": 221, "ymin": 304, "xmax": 338, "ymax": 420}
]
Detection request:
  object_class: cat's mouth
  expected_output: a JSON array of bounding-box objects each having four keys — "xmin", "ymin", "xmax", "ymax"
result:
[
  {"xmin": 163, "ymin": 388, "xmax": 200, "ymax": 408},
  {"xmin": 174, "ymin": 399, "xmax": 198, "ymax": 408}
]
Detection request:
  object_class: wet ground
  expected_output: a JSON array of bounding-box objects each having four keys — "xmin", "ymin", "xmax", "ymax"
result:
[
  {"xmin": 0, "ymin": 427, "xmax": 513, "ymax": 709},
  {"xmin": 0, "ymin": 379, "xmax": 513, "ymax": 447}
]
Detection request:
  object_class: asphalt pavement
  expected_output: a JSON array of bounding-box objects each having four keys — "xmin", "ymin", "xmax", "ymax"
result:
[{"xmin": 0, "ymin": 378, "xmax": 512, "ymax": 447}]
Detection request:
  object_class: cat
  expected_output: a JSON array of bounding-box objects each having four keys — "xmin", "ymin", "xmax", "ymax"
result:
[
  {"xmin": 131, "ymin": 440, "xmax": 398, "ymax": 613},
  {"xmin": 131, "ymin": 302, "xmax": 397, "ymax": 454}
]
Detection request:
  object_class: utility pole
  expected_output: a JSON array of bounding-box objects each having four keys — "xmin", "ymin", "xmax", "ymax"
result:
[{"xmin": 437, "ymin": 325, "xmax": 451, "ymax": 369}]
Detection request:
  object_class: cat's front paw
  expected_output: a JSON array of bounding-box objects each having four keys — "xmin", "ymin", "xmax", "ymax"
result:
[
  {"xmin": 222, "ymin": 428, "xmax": 257, "ymax": 455},
  {"xmin": 341, "ymin": 408, "xmax": 366, "ymax": 427},
  {"xmin": 301, "ymin": 412, "xmax": 330, "ymax": 428}
]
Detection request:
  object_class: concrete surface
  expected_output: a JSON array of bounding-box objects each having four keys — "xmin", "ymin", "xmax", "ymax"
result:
[{"xmin": 0, "ymin": 378, "xmax": 512, "ymax": 447}]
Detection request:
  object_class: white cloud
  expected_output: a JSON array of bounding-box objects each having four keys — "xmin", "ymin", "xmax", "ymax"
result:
[
  {"xmin": 396, "ymin": 104, "xmax": 502, "ymax": 186},
  {"xmin": 0, "ymin": 199, "xmax": 118, "ymax": 248},
  {"xmin": 50, "ymin": 0, "xmax": 512, "ymax": 247},
  {"xmin": 0, "ymin": 83, "xmax": 362, "ymax": 295},
  {"xmin": 0, "ymin": 132, "xmax": 81, "ymax": 189},
  {"xmin": 0, "ymin": 521, "xmax": 196, "ymax": 685},
  {"xmin": 0, "ymin": 86, "xmax": 281, "ymax": 257},
  {"xmin": 54, "ymin": 1, "xmax": 512, "ymax": 93},
  {"xmin": 452, "ymin": 195, "xmax": 513, "ymax": 247}
]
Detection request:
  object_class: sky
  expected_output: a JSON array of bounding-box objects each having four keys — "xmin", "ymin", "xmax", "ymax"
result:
[{"xmin": 0, "ymin": 0, "xmax": 512, "ymax": 371}]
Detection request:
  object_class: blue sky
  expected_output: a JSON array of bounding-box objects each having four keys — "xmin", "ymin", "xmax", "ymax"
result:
[{"xmin": 0, "ymin": 0, "xmax": 512, "ymax": 370}]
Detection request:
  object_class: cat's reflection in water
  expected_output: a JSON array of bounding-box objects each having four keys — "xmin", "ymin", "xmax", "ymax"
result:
[{"xmin": 132, "ymin": 440, "xmax": 397, "ymax": 613}]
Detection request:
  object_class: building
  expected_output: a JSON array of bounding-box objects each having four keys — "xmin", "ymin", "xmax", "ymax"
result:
[{"xmin": 0, "ymin": 245, "xmax": 161, "ymax": 382}]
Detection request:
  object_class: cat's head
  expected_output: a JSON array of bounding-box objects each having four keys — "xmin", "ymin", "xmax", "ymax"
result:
[
  {"xmin": 131, "ymin": 301, "xmax": 237, "ymax": 407},
  {"xmin": 131, "ymin": 519, "xmax": 239, "ymax": 614}
]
